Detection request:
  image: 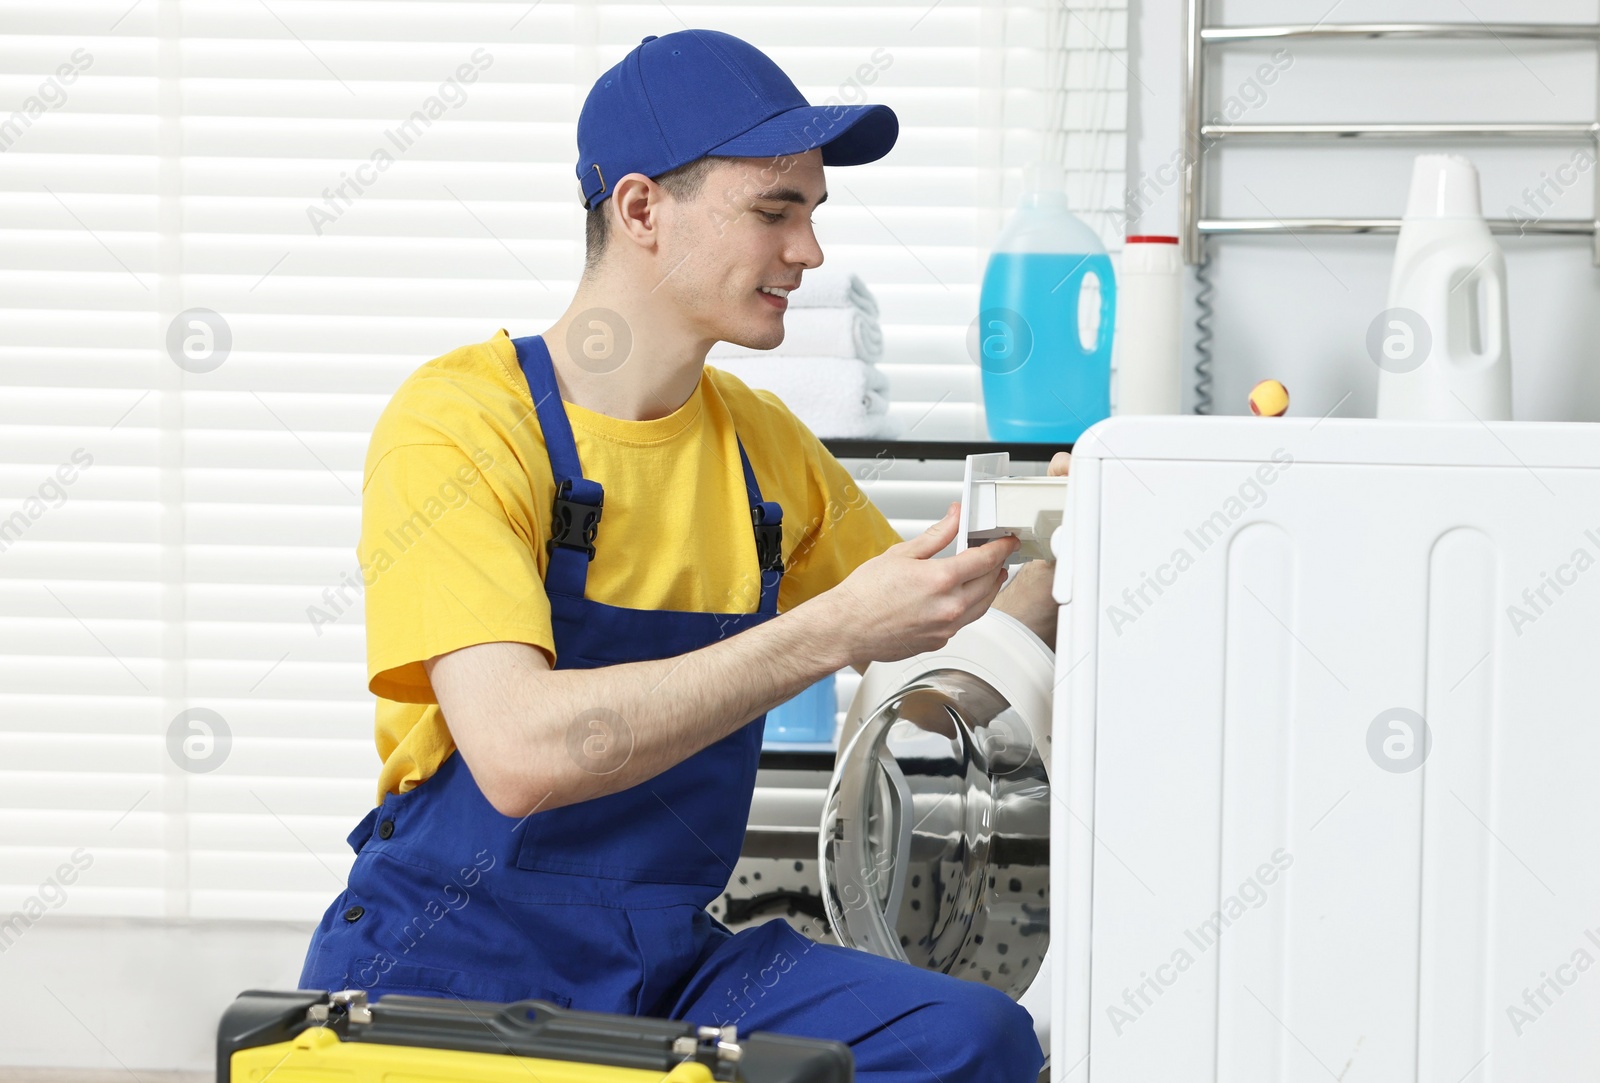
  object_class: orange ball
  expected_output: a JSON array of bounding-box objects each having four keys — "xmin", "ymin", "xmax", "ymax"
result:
[{"xmin": 1248, "ymin": 379, "xmax": 1289, "ymax": 417}]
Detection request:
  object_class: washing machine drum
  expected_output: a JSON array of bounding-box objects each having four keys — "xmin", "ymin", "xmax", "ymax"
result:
[{"xmin": 820, "ymin": 609, "xmax": 1055, "ymax": 1004}]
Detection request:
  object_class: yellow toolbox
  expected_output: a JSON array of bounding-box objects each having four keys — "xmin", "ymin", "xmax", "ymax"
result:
[{"xmin": 218, "ymin": 989, "xmax": 853, "ymax": 1083}]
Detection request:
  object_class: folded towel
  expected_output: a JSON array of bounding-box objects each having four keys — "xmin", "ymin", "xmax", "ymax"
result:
[
  {"xmin": 785, "ymin": 269, "xmax": 881, "ymax": 318},
  {"xmin": 709, "ymin": 307, "xmax": 883, "ymax": 363},
  {"xmin": 713, "ymin": 356, "xmax": 902, "ymax": 440}
]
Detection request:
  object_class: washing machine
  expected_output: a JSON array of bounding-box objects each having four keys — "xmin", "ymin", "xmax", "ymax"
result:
[
  {"xmin": 1053, "ymin": 415, "xmax": 1600, "ymax": 1081},
  {"xmin": 819, "ymin": 607, "xmax": 1058, "ymax": 1056}
]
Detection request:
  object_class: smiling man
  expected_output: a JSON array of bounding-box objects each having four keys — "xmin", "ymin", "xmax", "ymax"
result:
[{"xmin": 298, "ymin": 28, "xmax": 1061, "ymax": 1083}]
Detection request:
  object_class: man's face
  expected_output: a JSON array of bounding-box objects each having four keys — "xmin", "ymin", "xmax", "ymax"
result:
[{"xmin": 658, "ymin": 150, "xmax": 826, "ymax": 351}]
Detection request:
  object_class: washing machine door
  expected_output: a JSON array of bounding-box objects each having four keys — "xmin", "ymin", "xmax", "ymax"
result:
[{"xmin": 820, "ymin": 609, "xmax": 1055, "ymax": 1009}]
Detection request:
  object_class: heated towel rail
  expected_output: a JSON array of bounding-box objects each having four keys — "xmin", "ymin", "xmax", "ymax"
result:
[{"xmin": 1180, "ymin": 10, "xmax": 1600, "ymax": 264}]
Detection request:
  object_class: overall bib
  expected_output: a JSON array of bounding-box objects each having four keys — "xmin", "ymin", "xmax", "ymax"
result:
[{"xmin": 299, "ymin": 334, "xmax": 1043, "ymax": 1083}]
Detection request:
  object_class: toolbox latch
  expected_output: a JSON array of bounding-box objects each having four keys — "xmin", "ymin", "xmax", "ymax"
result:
[
  {"xmin": 305, "ymin": 988, "xmax": 372, "ymax": 1027},
  {"xmin": 673, "ymin": 1023, "xmax": 743, "ymax": 1076}
]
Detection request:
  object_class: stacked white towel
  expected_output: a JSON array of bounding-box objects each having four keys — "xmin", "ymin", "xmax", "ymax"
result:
[
  {"xmin": 714, "ymin": 356, "xmax": 894, "ymax": 440},
  {"xmin": 709, "ymin": 269, "xmax": 899, "ymax": 439},
  {"xmin": 784, "ymin": 272, "xmax": 880, "ymax": 319},
  {"xmin": 709, "ymin": 307, "xmax": 883, "ymax": 364}
]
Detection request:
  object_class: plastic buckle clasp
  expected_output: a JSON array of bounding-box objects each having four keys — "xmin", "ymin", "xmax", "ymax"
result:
[
  {"xmin": 751, "ymin": 502, "xmax": 783, "ymax": 574},
  {"xmin": 550, "ymin": 480, "xmax": 603, "ymax": 560}
]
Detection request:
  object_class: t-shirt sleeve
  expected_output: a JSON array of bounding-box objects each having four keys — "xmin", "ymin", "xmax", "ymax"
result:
[
  {"xmin": 774, "ymin": 410, "xmax": 907, "ymax": 612},
  {"xmin": 360, "ymin": 441, "xmax": 554, "ymax": 704}
]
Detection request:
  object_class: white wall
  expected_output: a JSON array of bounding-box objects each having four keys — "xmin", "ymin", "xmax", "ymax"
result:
[
  {"xmin": 1129, "ymin": 0, "xmax": 1600, "ymax": 422},
  {"xmin": 0, "ymin": 919, "xmax": 313, "ymax": 1071}
]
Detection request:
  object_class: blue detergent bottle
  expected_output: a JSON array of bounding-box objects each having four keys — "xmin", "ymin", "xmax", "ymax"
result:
[{"xmin": 976, "ymin": 161, "xmax": 1116, "ymax": 442}]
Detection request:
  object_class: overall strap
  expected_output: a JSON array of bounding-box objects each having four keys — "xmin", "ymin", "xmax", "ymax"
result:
[
  {"xmin": 737, "ymin": 438, "xmax": 784, "ymax": 616},
  {"xmin": 512, "ymin": 335, "xmax": 601, "ymax": 599}
]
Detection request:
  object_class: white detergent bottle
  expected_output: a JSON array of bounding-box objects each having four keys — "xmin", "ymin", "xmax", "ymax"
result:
[{"xmin": 1376, "ymin": 154, "xmax": 1512, "ymax": 420}]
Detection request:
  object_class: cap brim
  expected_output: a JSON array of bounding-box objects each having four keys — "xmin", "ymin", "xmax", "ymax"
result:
[{"xmin": 705, "ymin": 102, "xmax": 898, "ymax": 167}]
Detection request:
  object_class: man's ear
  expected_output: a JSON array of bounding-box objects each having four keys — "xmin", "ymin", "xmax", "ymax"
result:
[{"xmin": 609, "ymin": 173, "xmax": 660, "ymax": 251}]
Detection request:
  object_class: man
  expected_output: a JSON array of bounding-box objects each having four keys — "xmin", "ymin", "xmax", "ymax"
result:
[{"xmin": 299, "ymin": 28, "xmax": 1066, "ymax": 1082}]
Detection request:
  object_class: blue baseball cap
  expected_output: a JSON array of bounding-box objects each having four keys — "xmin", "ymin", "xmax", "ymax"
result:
[{"xmin": 576, "ymin": 29, "xmax": 899, "ymax": 210}]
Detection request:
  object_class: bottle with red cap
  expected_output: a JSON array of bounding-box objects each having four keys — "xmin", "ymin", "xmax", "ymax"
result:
[{"xmin": 1115, "ymin": 235, "xmax": 1183, "ymax": 415}]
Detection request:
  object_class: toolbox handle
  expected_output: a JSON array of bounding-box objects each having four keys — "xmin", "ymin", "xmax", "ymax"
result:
[{"xmin": 493, "ymin": 999, "xmax": 558, "ymax": 1027}]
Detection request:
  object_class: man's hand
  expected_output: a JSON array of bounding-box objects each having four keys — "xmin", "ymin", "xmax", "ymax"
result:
[
  {"xmin": 990, "ymin": 450, "xmax": 1070, "ymax": 648},
  {"xmin": 814, "ymin": 501, "xmax": 1018, "ymax": 668}
]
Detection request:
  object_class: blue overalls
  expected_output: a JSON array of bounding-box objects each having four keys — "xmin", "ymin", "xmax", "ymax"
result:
[{"xmin": 299, "ymin": 334, "xmax": 1043, "ymax": 1082}]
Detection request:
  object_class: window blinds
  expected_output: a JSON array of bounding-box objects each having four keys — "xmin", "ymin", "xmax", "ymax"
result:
[{"xmin": 0, "ymin": 0, "xmax": 1126, "ymax": 922}]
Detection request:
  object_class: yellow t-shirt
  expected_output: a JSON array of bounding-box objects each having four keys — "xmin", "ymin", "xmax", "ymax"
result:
[{"xmin": 359, "ymin": 328, "xmax": 905, "ymax": 803}]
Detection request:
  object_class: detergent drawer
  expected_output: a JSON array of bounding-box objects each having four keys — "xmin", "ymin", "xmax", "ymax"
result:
[{"xmin": 1055, "ymin": 416, "xmax": 1600, "ymax": 1082}]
